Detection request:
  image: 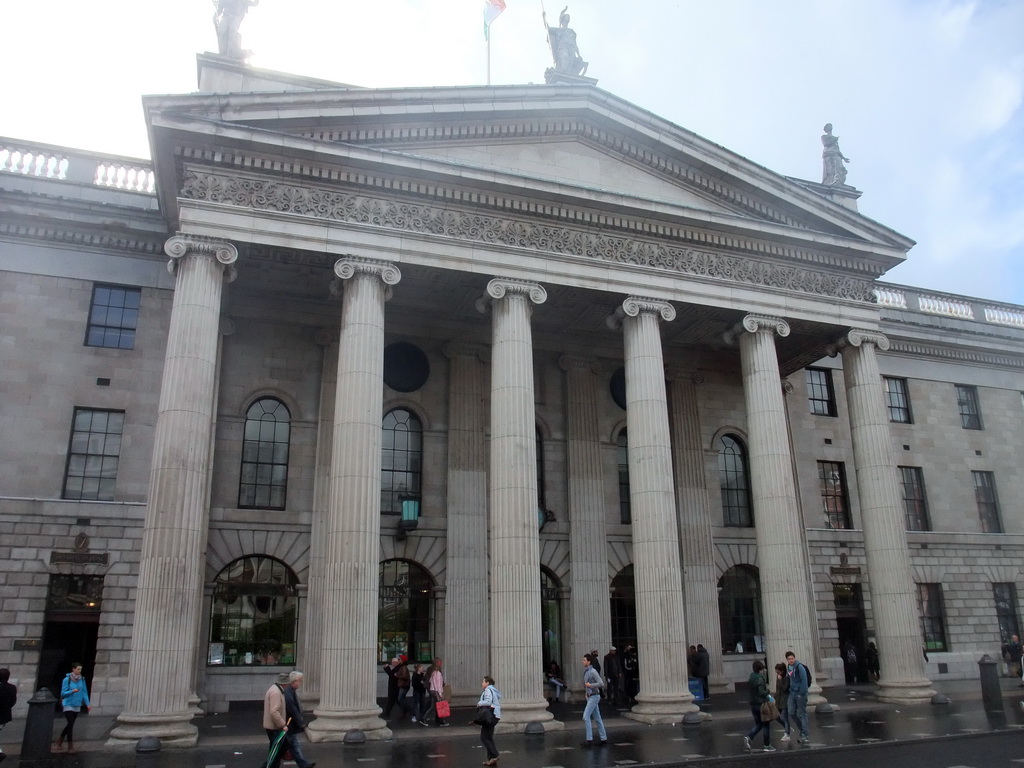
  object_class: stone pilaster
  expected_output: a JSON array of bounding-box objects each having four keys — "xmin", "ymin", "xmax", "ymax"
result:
[
  {"xmin": 302, "ymin": 328, "xmax": 339, "ymax": 706},
  {"xmin": 560, "ymin": 355, "xmax": 612, "ymax": 687},
  {"xmin": 109, "ymin": 234, "xmax": 237, "ymax": 748},
  {"xmin": 668, "ymin": 371, "xmax": 729, "ymax": 695},
  {"xmin": 306, "ymin": 258, "xmax": 400, "ymax": 743},
  {"xmin": 727, "ymin": 314, "xmax": 823, "ymax": 700},
  {"xmin": 839, "ymin": 330, "xmax": 936, "ymax": 703},
  {"xmin": 616, "ymin": 297, "xmax": 698, "ymax": 723},
  {"xmin": 442, "ymin": 342, "xmax": 491, "ymax": 702},
  {"xmin": 479, "ymin": 278, "xmax": 560, "ymax": 730}
]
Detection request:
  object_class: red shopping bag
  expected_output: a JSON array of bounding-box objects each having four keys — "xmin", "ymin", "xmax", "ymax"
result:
[{"xmin": 435, "ymin": 700, "xmax": 451, "ymax": 718}]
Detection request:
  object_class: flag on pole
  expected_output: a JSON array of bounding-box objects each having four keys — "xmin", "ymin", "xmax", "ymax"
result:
[{"xmin": 484, "ymin": 0, "xmax": 506, "ymax": 40}]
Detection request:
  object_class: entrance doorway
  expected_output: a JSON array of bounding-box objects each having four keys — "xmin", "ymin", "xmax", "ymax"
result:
[
  {"xmin": 36, "ymin": 574, "xmax": 104, "ymax": 703},
  {"xmin": 833, "ymin": 583, "xmax": 868, "ymax": 683}
]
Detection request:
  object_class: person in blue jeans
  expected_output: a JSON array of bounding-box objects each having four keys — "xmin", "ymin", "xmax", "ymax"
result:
[
  {"xmin": 580, "ymin": 653, "xmax": 607, "ymax": 747},
  {"xmin": 785, "ymin": 651, "xmax": 810, "ymax": 743}
]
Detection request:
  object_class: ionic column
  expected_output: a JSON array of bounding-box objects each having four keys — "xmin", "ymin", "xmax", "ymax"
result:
[
  {"xmin": 668, "ymin": 371, "xmax": 728, "ymax": 696},
  {"xmin": 560, "ymin": 356, "xmax": 612, "ymax": 685},
  {"xmin": 839, "ymin": 330, "xmax": 936, "ymax": 703},
  {"xmin": 615, "ymin": 297, "xmax": 698, "ymax": 723},
  {"xmin": 479, "ymin": 278, "xmax": 559, "ymax": 730},
  {"xmin": 306, "ymin": 258, "xmax": 400, "ymax": 742},
  {"xmin": 727, "ymin": 314, "xmax": 822, "ymax": 699},
  {"xmin": 442, "ymin": 342, "xmax": 490, "ymax": 702},
  {"xmin": 109, "ymin": 234, "xmax": 238, "ymax": 747}
]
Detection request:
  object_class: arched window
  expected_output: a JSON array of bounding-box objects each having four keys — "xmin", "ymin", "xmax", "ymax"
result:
[
  {"xmin": 208, "ymin": 556, "xmax": 298, "ymax": 666},
  {"xmin": 238, "ymin": 398, "xmax": 291, "ymax": 510},
  {"xmin": 378, "ymin": 559, "xmax": 434, "ymax": 662},
  {"xmin": 617, "ymin": 428, "xmax": 631, "ymax": 524},
  {"xmin": 381, "ymin": 409, "xmax": 423, "ymax": 515},
  {"xmin": 610, "ymin": 565, "xmax": 637, "ymax": 649},
  {"xmin": 718, "ymin": 565, "xmax": 764, "ymax": 654},
  {"xmin": 541, "ymin": 568, "xmax": 562, "ymax": 667},
  {"xmin": 718, "ymin": 434, "xmax": 752, "ymax": 527}
]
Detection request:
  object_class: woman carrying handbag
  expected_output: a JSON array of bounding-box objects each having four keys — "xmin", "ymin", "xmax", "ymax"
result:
[
  {"xmin": 474, "ymin": 676, "xmax": 502, "ymax": 766},
  {"xmin": 743, "ymin": 660, "xmax": 774, "ymax": 752}
]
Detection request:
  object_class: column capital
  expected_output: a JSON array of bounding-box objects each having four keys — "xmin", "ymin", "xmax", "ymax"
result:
[
  {"xmin": 558, "ymin": 354, "xmax": 600, "ymax": 374},
  {"xmin": 476, "ymin": 278, "xmax": 547, "ymax": 314},
  {"xmin": 333, "ymin": 257, "xmax": 402, "ymax": 285},
  {"xmin": 622, "ymin": 296, "xmax": 676, "ymax": 321},
  {"xmin": 827, "ymin": 328, "xmax": 891, "ymax": 356},
  {"xmin": 442, "ymin": 341, "xmax": 490, "ymax": 363},
  {"xmin": 164, "ymin": 234, "xmax": 238, "ymax": 279},
  {"xmin": 724, "ymin": 313, "xmax": 790, "ymax": 344}
]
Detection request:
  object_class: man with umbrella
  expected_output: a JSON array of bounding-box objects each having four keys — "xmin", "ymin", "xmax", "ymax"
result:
[{"xmin": 261, "ymin": 672, "xmax": 290, "ymax": 768}]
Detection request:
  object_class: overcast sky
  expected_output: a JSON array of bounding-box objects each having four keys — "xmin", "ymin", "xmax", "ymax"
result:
[{"xmin": 4, "ymin": 1, "xmax": 1023, "ymax": 305}]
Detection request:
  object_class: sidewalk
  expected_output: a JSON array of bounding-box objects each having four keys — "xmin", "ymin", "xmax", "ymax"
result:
[{"xmin": 5, "ymin": 676, "xmax": 1023, "ymax": 767}]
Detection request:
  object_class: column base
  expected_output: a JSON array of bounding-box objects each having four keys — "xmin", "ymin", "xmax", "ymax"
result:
[
  {"xmin": 709, "ymin": 677, "xmax": 735, "ymax": 695},
  {"xmin": 107, "ymin": 711, "xmax": 198, "ymax": 749},
  {"xmin": 306, "ymin": 706, "xmax": 392, "ymax": 742},
  {"xmin": 874, "ymin": 679, "xmax": 937, "ymax": 704},
  {"xmin": 493, "ymin": 700, "xmax": 564, "ymax": 732},
  {"xmin": 623, "ymin": 693, "xmax": 701, "ymax": 724}
]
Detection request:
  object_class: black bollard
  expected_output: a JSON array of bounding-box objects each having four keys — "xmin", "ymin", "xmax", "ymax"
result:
[
  {"xmin": 20, "ymin": 687, "xmax": 57, "ymax": 767},
  {"xmin": 979, "ymin": 654, "xmax": 1002, "ymax": 711},
  {"xmin": 136, "ymin": 735, "xmax": 162, "ymax": 768}
]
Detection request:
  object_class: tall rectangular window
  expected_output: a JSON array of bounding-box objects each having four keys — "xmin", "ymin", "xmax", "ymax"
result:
[
  {"xmin": 884, "ymin": 377, "xmax": 912, "ymax": 423},
  {"xmin": 817, "ymin": 460, "xmax": 851, "ymax": 529},
  {"xmin": 617, "ymin": 429, "xmax": 631, "ymax": 524},
  {"xmin": 917, "ymin": 583, "xmax": 948, "ymax": 652},
  {"xmin": 85, "ymin": 284, "xmax": 141, "ymax": 349},
  {"xmin": 955, "ymin": 384, "xmax": 982, "ymax": 429},
  {"xmin": 899, "ymin": 466, "xmax": 930, "ymax": 531},
  {"xmin": 806, "ymin": 368, "xmax": 837, "ymax": 416},
  {"xmin": 994, "ymin": 583, "xmax": 1021, "ymax": 642},
  {"xmin": 63, "ymin": 408, "xmax": 124, "ymax": 500},
  {"xmin": 973, "ymin": 470, "xmax": 1002, "ymax": 533}
]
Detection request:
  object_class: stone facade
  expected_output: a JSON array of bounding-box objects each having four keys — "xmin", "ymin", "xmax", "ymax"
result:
[{"xmin": 1, "ymin": 55, "xmax": 1022, "ymax": 740}]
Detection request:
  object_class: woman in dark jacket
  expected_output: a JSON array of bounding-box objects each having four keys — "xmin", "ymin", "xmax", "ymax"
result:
[
  {"xmin": 773, "ymin": 662, "xmax": 791, "ymax": 740},
  {"xmin": 744, "ymin": 660, "xmax": 773, "ymax": 752}
]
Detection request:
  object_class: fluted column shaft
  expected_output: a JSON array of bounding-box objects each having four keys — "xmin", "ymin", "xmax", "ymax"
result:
[
  {"xmin": 111, "ymin": 235, "xmax": 237, "ymax": 747},
  {"xmin": 485, "ymin": 278, "xmax": 557, "ymax": 729},
  {"xmin": 307, "ymin": 258, "xmax": 400, "ymax": 742},
  {"xmin": 443, "ymin": 343, "xmax": 490, "ymax": 701},
  {"xmin": 561, "ymin": 356, "xmax": 612, "ymax": 684},
  {"xmin": 619, "ymin": 298, "xmax": 697, "ymax": 722},
  {"xmin": 733, "ymin": 315, "xmax": 818, "ymax": 681},
  {"xmin": 669, "ymin": 374, "xmax": 728, "ymax": 691},
  {"xmin": 840, "ymin": 331, "xmax": 935, "ymax": 702}
]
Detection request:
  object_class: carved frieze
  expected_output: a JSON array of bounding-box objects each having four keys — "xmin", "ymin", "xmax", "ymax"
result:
[{"xmin": 181, "ymin": 170, "xmax": 878, "ymax": 303}]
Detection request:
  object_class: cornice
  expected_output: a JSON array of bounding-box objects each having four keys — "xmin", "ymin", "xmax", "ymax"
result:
[
  {"xmin": 0, "ymin": 220, "xmax": 164, "ymax": 255},
  {"xmin": 180, "ymin": 169, "xmax": 878, "ymax": 304},
  {"xmin": 885, "ymin": 340, "xmax": 1024, "ymax": 370}
]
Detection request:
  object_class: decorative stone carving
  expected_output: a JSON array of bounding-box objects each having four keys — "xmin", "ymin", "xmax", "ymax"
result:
[
  {"xmin": 477, "ymin": 278, "xmax": 547, "ymax": 313},
  {"xmin": 544, "ymin": 6, "xmax": 588, "ymax": 79},
  {"xmin": 558, "ymin": 354, "xmax": 600, "ymax": 374},
  {"xmin": 621, "ymin": 296, "xmax": 676, "ymax": 321},
  {"xmin": 826, "ymin": 328, "xmax": 891, "ymax": 358},
  {"xmin": 180, "ymin": 170, "xmax": 878, "ymax": 302},
  {"xmin": 164, "ymin": 234, "xmax": 238, "ymax": 279},
  {"xmin": 442, "ymin": 342, "xmax": 490, "ymax": 363},
  {"xmin": 213, "ymin": 0, "xmax": 259, "ymax": 60},
  {"xmin": 723, "ymin": 314, "xmax": 790, "ymax": 345},
  {"xmin": 821, "ymin": 123, "xmax": 850, "ymax": 186},
  {"xmin": 331, "ymin": 257, "xmax": 401, "ymax": 300}
]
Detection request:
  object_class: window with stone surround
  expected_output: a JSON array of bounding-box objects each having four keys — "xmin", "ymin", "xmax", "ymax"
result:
[
  {"xmin": 818, "ymin": 460, "xmax": 852, "ymax": 529},
  {"xmin": 899, "ymin": 466, "xmax": 930, "ymax": 531},
  {"xmin": 238, "ymin": 397, "xmax": 290, "ymax": 510},
  {"xmin": 85, "ymin": 283, "xmax": 140, "ymax": 349},
  {"xmin": 994, "ymin": 583, "xmax": 1021, "ymax": 642},
  {"xmin": 917, "ymin": 583, "xmax": 948, "ymax": 652},
  {"xmin": 719, "ymin": 565, "xmax": 764, "ymax": 654},
  {"xmin": 62, "ymin": 407, "xmax": 124, "ymax": 501},
  {"xmin": 806, "ymin": 367, "xmax": 837, "ymax": 417},
  {"xmin": 617, "ymin": 428, "xmax": 631, "ymax": 524},
  {"xmin": 973, "ymin": 470, "xmax": 1002, "ymax": 533},
  {"xmin": 208, "ymin": 556, "xmax": 297, "ymax": 667},
  {"xmin": 718, "ymin": 434, "xmax": 752, "ymax": 527},
  {"xmin": 381, "ymin": 408, "xmax": 422, "ymax": 515},
  {"xmin": 378, "ymin": 559, "xmax": 433, "ymax": 663},
  {"xmin": 955, "ymin": 384, "xmax": 982, "ymax": 429},
  {"xmin": 884, "ymin": 377, "xmax": 912, "ymax": 423}
]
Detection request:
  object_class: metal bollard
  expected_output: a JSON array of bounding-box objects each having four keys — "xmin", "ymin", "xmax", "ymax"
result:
[
  {"xmin": 978, "ymin": 654, "xmax": 1002, "ymax": 711},
  {"xmin": 136, "ymin": 735, "xmax": 162, "ymax": 768},
  {"xmin": 19, "ymin": 687, "xmax": 57, "ymax": 767}
]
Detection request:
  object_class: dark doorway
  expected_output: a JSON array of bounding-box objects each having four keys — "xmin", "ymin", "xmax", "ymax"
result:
[
  {"xmin": 834, "ymin": 583, "xmax": 868, "ymax": 683},
  {"xmin": 36, "ymin": 574, "xmax": 103, "ymax": 705}
]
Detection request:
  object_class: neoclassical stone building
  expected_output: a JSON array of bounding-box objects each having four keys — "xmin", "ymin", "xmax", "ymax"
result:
[{"xmin": 1, "ymin": 54, "xmax": 1022, "ymax": 746}]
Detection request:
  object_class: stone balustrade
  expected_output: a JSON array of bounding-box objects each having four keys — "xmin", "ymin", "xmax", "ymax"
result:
[
  {"xmin": 875, "ymin": 283, "xmax": 1024, "ymax": 330},
  {"xmin": 1, "ymin": 138, "xmax": 154, "ymax": 193}
]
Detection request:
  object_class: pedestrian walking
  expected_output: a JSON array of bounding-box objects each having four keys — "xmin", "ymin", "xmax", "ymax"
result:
[
  {"xmin": 580, "ymin": 653, "xmax": 607, "ymax": 747},
  {"xmin": 382, "ymin": 656, "xmax": 404, "ymax": 718},
  {"xmin": 475, "ymin": 675, "xmax": 502, "ymax": 766},
  {"xmin": 0, "ymin": 667, "xmax": 17, "ymax": 763},
  {"xmin": 410, "ymin": 663, "xmax": 426, "ymax": 722},
  {"xmin": 1008, "ymin": 635, "xmax": 1023, "ymax": 683},
  {"xmin": 773, "ymin": 662, "xmax": 791, "ymax": 740},
  {"xmin": 865, "ymin": 642, "xmax": 880, "ymax": 681},
  {"xmin": 622, "ymin": 644, "xmax": 639, "ymax": 704},
  {"xmin": 743, "ymin": 660, "xmax": 773, "ymax": 752},
  {"xmin": 695, "ymin": 644, "xmax": 711, "ymax": 701},
  {"xmin": 785, "ymin": 651, "xmax": 810, "ymax": 744},
  {"xmin": 603, "ymin": 647, "xmax": 623, "ymax": 705},
  {"xmin": 419, "ymin": 658, "xmax": 449, "ymax": 727},
  {"xmin": 261, "ymin": 672, "xmax": 290, "ymax": 768},
  {"xmin": 282, "ymin": 671, "xmax": 315, "ymax": 768},
  {"xmin": 56, "ymin": 663, "xmax": 89, "ymax": 753}
]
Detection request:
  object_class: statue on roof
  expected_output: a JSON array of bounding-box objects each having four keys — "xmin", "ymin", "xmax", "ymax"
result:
[
  {"xmin": 543, "ymin": 6, "xmax": 589, "ymax": 79},
  {"xmin": 213, "ymin": 0, "xmax": 259, "ymax": 60},
  {"xmin": 821, "ymin": 123, "xmax": 850, "ymax": 186}
]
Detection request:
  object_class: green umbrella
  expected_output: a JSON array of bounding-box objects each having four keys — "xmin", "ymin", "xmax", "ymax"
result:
[{"xmin": 264, "ymin": 718, "xmax": 291, "ymax": 768}]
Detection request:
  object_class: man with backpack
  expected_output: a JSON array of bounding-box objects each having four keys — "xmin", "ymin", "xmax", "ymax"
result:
[{"xmin": 784, "ymin": 651, "xmax": 811, "ymax": 744}]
